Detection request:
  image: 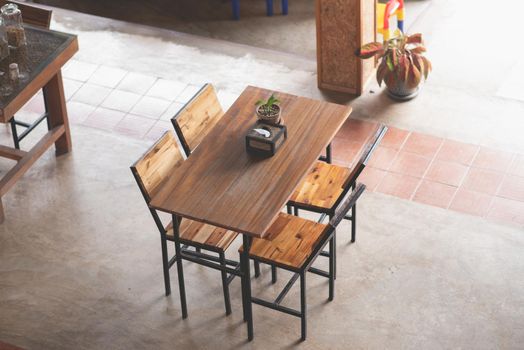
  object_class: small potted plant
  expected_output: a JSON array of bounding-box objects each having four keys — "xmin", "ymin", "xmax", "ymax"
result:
[
  {"xmin": 355, "ymin": 33, "xmax": 432, "ymax": 100},
  {"xmin": 255, "ymin": 94, "xmax": 282, "ymax": 125}
]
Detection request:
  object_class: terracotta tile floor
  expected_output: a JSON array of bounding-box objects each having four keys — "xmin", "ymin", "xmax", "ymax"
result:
[
  {"xmin": 331, "ymin": 120, "xmax": 524, "ymax": 228},
  {"xmin": 17, "ymin": 59, "xmax": 524, "ymax": 228}
]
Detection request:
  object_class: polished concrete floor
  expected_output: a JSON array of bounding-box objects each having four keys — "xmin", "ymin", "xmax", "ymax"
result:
[
  {"xmin": 0, "ymin": 126, "xmax": 523, "ymax": 349},
  {"xmin": 1, "ymin": 0, "xmax": 524, "ymax": 348}
]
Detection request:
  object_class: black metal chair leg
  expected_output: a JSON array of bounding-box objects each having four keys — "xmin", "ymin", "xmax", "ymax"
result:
[
  {"xmin": 271, "ymin": 264, "xmax": 277, "ymax": 284},
  {"xmin": 172, "ymin": 215, "xmax": 188, "ymax": 319},
  {"xmin": 219, "ymin": 251, "xmax": 232, "ymax": 315},
  {"xmin": 160, "ymin": 236, "xmax": 171, "ymax": 296},
  {"xmin": 254, "ymin": 260, "xmax": 261, "ymax": 278},
  {"xmin": 10, "ymin": 118, "xmax": 20, "ymax": 150},
  {"xmin": 300, "ymin": 272, "xmax": 307, "ymax": 341},
  {"xmin": 333, "ymin": 233, "xmax": 337, "ymax": 280},
  {"xmin": 286, "ymin": 205, "xmax": 292, "ymax": 214},
  {"xmin": 196, "ymin": 247, "xmax": 201, "ymax": 253},
  {"xmin": 328, "ymin": 236, "xmax": 335, "ymax": 301},
  {"xmin": 351, "ymin": 204, "xmax": 356, "ymax": 243},
  {"xmin": 293, "ymin": 207, "xmax": 299, "ymax": 216}
]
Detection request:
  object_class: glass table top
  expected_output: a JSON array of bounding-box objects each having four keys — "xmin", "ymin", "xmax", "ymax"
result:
[{"xmin": 0, "ymin": 25, "xmax": 76, "ymax": 108}]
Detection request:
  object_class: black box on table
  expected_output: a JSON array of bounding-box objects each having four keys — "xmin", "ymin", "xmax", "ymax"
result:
[{"xmin": 245, "ymin": 121, "xmax": 287, "ymax": 157}]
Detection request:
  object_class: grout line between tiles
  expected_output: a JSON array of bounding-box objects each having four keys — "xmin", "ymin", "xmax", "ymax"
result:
[{"xmin": 408, "ymin": 137, "xmax": 445, "ymax": 202}]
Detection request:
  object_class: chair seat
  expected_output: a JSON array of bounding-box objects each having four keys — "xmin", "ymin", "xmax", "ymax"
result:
[
  {"xmin": 240, "ymin": 213, "xmax": 328, "ymax": 270},
  {"xmin": 288, "ymin": 161, "xmax": 351, "ymax": 211},
  {"xmin": 166, "ymin": 219, "xmax": 238, "ymax": 251}
]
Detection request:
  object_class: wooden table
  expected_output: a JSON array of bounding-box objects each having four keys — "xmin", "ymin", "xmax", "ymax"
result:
[
  {"xmin": 0, "ymin": 26, "xmax": 78, "ymax": 222},
  {"xmin": 150, "ymin": 86, "xmax": 352, "ymax": 340}
]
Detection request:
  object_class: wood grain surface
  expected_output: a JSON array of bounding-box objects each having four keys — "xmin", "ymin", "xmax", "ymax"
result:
[
  {"xmin": 172, "ymin": 83, "xmax": 224, "ymax": 157},
  {"xmin": 150, "ymin": 86, "xmax": 352, "ymax": 237}
]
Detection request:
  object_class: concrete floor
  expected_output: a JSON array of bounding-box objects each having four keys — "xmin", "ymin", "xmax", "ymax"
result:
[
  {"xmin": 0, "ymin": 0, "xmax": 524, "ymax": 349},
  {"xmin": 33, "ymin": 0, "xmax": 431, "ymax": 59},
  {"xmin": 0, "ymin": 126, "xmax": 523, "ymax": 349}
]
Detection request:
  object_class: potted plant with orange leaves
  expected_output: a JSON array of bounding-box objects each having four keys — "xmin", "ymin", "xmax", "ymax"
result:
[{"xmin": 355, "ymin": 33, "xmax": 432, "ymax": 100}]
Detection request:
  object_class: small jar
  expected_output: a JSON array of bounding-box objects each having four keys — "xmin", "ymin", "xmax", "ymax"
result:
[
  {"xmin": 1, "ymin": 3, "xmax": 26, "ymax": 48},
  {"xmin": 0, "ymin": 17, "xmax": 9, "ymax": 60},
  {"xmin": 9, "ymin": 62, "xmax": 19, "ymax": 82}
]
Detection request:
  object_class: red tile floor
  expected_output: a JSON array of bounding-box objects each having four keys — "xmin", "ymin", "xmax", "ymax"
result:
[
  {"xmin": 14, "ymin": 59, "xmax": 524, "ymax": 228},
  {"xmin": 334, "ymin": 119, "xmax": 524, "ymax": 227}
]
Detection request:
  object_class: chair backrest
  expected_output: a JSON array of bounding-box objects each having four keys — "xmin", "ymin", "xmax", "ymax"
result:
[
  {"xmin": 130, "ymin": 131, "xmax": 184, "ymax": 203},
  {"xmin": 171, "ymin": 83, "xmax": 224, "ymax": 157},
  {"xmin": 329, "ymin": 183, "xmax": 366, "ymax": 229},
  {"xmin": 0, "ymin": 1, "xmax": 52, "ymax": 28},
  {"xmin": 303, "ymin": 183, "xmax": 366, "ymax": 269}
]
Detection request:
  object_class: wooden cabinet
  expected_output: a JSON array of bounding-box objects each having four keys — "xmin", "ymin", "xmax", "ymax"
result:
[{"xmin": 316, "ymin": 0, "xmax": 376, "ymax": 95}]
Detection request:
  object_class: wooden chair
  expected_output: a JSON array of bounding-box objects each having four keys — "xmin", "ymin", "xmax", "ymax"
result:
[
  {"xmin": 1, "ymin": 1, "xmax": 53, "ymax": 150},
  {"xmin": 288, "ymin": 124, "xmax": 387, "ymax": 242},
  {"xmin": 241, "ymin": 183, "xmax": 366, "ymax": 341},
  {"xmin": 170, "ymin": 83, "xmax": 224, "ymax": 158},
  {"xmin": 284, "ymin": 124, "xmax": 386, "ymax": 281},
  {"xmin": 131, "ymin": 131, "xmax": 239, "ymax": 315}
]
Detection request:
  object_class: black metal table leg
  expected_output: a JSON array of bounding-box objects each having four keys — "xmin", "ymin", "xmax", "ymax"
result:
[
  {"xmin": 160, "ymin": 235, "xmax": 171, "ymax": 296},
  {"xmin": 240, "ymin": 251, "xmax": 247, "ymax": 322},
  {"xmin": 271, "ymin": 264, "xmax": 277, "ymax": 284},
  {"xmin": 172, "ymin": 214, "xmax": 188, "ymax": 319},
  {"xmin": 241, "ymin": 235, "xmax": 254, "ymax": 341}
]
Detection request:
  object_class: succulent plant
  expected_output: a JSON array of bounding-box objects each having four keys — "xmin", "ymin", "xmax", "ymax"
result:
[
  {"xmin": 355, "ymin": 33, "xmax": 432, "ymax": 89},
  {"xmin": 255, "ymin": 94, "xmax": 281, "ymax": 117}
]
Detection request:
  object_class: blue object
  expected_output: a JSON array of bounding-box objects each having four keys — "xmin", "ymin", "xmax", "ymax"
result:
[
  {"xmin": 232, "ymin": 0, "xmax": 288, "ymax": 19},
  {"xmin": 232, "ymin": 0, "xmax": 240, "ymax": 20},
  {"xmin": 397, "ymin": 19, "xmax": 404, "ymax": 32},
  {"xmin": 266, "ymin": 0, "xmax": 274, "ymax": 16}
]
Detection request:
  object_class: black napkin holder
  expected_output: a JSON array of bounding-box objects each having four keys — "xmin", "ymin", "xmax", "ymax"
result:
[{"xmin": 246, "ymin": 121, "xmax": 287, "ymax": 157}]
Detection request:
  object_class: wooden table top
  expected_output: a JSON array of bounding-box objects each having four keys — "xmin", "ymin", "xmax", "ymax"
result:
[
  {"xmin": 150, "ymin": 86, "xmax": 352, "ymax": 237},
  {"xmin": 0, "ymin": 25, "xmax": 78, "ymax": 123}
]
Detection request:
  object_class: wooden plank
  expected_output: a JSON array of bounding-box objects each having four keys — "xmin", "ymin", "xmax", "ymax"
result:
[
  {"xmin": 172, "ymin": 83, "xmax": 224, "ymax": 156},
  {"xmin": 0, "ymin": 125, "xmax": 65, "ymax": 196},
  {"xmin": 43, "ymin": 71, "xmax": 72, "ymax": 155},
  {"xmin": 131, "ymin": 131, "xmax": 185, "ymax": 202},
  {"xmin": 288, "ymin": 161, "xmax": 350, "ymax": 211},
  {"xmin": 150, "ymin": 86, "xmax": 352, "ymax": 237},
  {"xmin": 242, "ymin": 213, "xmax": 328, "ymax": 270},
  {"xmin": 0, "ymin": 145, "xmax": 27, "ymax": 161}
]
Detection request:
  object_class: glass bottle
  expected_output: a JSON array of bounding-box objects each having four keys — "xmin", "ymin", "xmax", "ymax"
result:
[
  {"xmin": 0, "ymin": 17, "xmax": 9, "ymax": 60},
  {"xmin": 1, "ymin": 3, "xmax": 26, "ymax": 48}
]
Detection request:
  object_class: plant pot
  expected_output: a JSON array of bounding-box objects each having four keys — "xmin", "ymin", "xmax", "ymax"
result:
[
  {"xmin": 256, "ymin": 104, "xmax": 282, "ymax": 125},
  {"xmin": 385, "ymin": 80, "xmax": 420, "ymax": 101}
]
